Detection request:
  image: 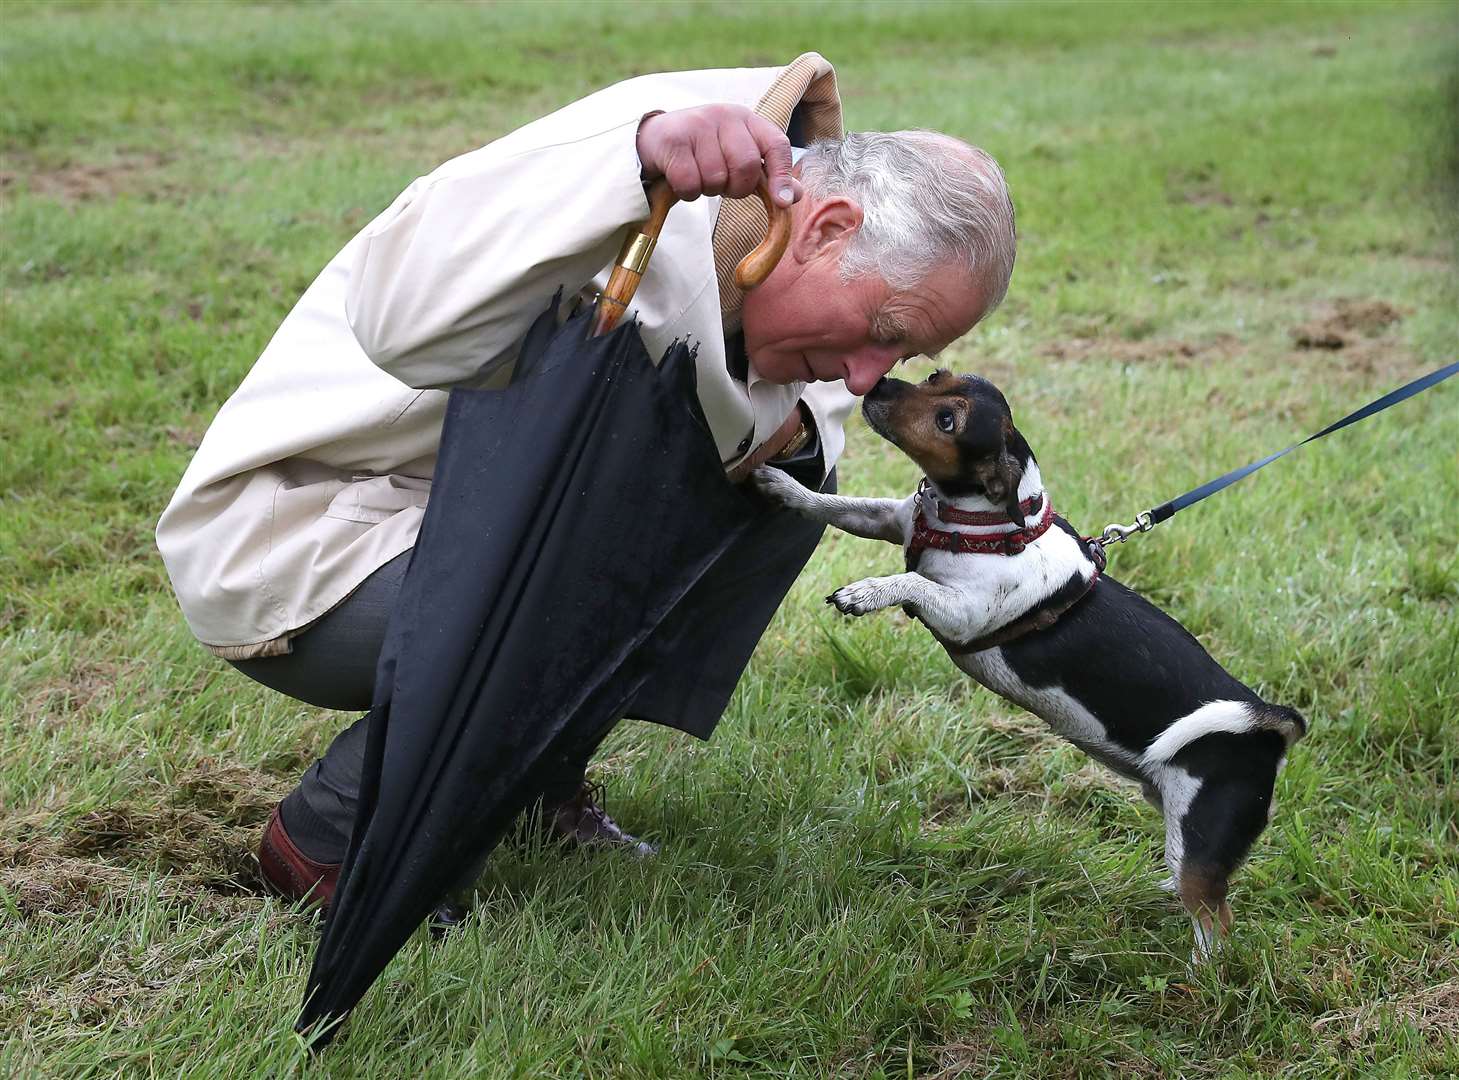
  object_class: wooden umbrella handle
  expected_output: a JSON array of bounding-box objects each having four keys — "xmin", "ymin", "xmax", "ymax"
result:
[{"xmin": 592, "ymin": 178, "xmax": 790, "ymax": 336}]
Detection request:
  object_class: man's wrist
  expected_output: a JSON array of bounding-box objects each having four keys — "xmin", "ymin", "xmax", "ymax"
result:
[{"xmin": 635, "ymin": 110, "xmax": 666, "ymax": 180}]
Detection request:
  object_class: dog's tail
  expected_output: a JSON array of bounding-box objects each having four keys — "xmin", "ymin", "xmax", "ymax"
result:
[
  {"xmin": 1140, "ymin": 699, "xmax": 1306, "ymax": 769},
  {"xmin": 1255, "ymin": 703, "xmax": 1307, "ymax": 748}
]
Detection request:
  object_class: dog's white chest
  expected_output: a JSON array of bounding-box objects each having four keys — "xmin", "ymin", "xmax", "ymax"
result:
[{"xmin": 908, "ymin": 524, "xmax": 1091, "ymax": 643}]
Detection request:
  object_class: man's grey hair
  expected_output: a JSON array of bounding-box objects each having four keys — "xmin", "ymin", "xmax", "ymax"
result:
[{"xmin": 797, "ymin": 131, "xmax": 1017, "ymax": 311}]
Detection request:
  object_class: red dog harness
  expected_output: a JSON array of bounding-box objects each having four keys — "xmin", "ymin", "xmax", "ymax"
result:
[{"xmin": 907, "ymin": 488, "xmax": 1056, "ymax": 561}]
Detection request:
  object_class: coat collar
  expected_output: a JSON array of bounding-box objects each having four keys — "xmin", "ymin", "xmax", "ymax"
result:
[{"xmin": 712, "ymin": 52, "xmax": 842, "ymax": 325}]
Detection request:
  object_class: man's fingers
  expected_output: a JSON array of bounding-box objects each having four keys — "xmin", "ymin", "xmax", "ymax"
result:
[
  {"xmin": 640, "ymin": 106, "xmax": 801, "ymax": 206},
  {"xmin": 717, "ymin": 121, "xmax": 763, "ymax": 199},
  {"xmin": 749, "ymin": 114, "xmax": 796, "ymax": 207},
  {"xmin": 662, "ymin": 146, "xmax": 704, "ymax": 201},
  {"xmin": 693, "ymin": 127, "xmax": 730, "ymax": 198}
]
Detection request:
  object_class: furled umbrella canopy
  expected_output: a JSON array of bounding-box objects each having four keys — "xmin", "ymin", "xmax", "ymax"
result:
[{"xmin": 299, "ymin": 184, "xmax": 790, "ymax": 1045}]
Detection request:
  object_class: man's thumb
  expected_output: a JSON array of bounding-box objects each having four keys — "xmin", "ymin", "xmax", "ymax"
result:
[{"xmin": 759, "ymin": 132, "xmax": 796, "ymax": 207}]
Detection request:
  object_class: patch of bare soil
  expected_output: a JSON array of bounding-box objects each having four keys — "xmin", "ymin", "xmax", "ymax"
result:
[
  {"xmin": 924, "ymin": 759, "xmax": 1128, "ymax": 833},
  {"xmin": 164, "ymin": 424, "xmax": 203, "ymax": 449},
  {"xmin": 926, "ymin": 1035, "xmax": 999, "ymax": 1079},
  {"xmin": 1314, "ymin": 975, "xmax": 1459, "ymax": 1053},
  {"xmin": 6, "ymin": 916, "xmax": 252, "ymax": 1030},
  {"xmin": 1, "ymin": 760, "xmax": 289, "ymax": 920},
  {"xmin": 24, "ymin": 660, "xmax": 132, "ymax": 727},
  {"xmin": 1176, "ymin": 183, "xmax": 1235, "ymax": 208},
  {"xmin": 1400, "ymin": 252, "xmax": 1455, "ymax": 271},
  {"xmin": 929, "ymin": 1024, "xmax": 1171, "ymax": 1079},
  {"xmin": 920, "ymin": 705, "xmax": 1127, "ymax": 829},
  {"xmin": 1167, "ymin": 163, "xmax": 1236, "ymax": 208},
  {"xmin": 2, "ymin": 763, "xmax": 302, "ymax": 1032},
  {"xmin": 1292, "ymin": 298, "xmax": 1405, "ymax": 350},
  {"xmin": 1311, "ymin": 341, "xmax": 1429, "ymax": 384},
  {"xmin": 1042, "ymin": 334, "xmax": 1242, "ymax": 367},
  {"xmin": 0, "ymin": 150, "xmax": 177, "ymax": 204}
]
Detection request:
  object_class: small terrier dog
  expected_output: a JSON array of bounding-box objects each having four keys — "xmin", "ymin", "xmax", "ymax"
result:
[{"xmin": 754, "ymin": 370, "xmax": 1305, "ymax": 957}]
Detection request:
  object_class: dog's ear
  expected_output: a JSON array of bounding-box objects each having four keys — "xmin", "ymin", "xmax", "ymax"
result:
[{"xmin": 975, "ymin": 451, "xmax": 1025, "ymax": 522}]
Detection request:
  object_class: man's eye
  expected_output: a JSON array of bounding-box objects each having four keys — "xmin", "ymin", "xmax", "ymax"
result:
[{"xmin": 936, "ymin": 410, "xmax": 956, "ymax": 433}]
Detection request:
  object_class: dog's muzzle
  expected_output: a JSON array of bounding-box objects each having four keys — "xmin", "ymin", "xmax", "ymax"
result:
[
  {"xmin": 860, "ymin": 396, "xmax": 894, "ymax": 442},
  {"xmin": 861, "ymin": 377, "xmax": 909, "ymax": 441}
]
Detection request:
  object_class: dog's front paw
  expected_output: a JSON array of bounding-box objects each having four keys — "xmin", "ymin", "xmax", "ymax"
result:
[
  {"xmin": 749, "ymin": 465, "xmax": 808, "ymax": 507},
  {"xmin": 826, "ymin": 578, "xmax": 889, "ymax": 617}
]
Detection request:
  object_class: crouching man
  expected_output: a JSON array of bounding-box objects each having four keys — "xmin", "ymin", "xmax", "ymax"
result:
[{"xmin": 156, "ymin": 52, "xmax": 1016, "ymax": 908}]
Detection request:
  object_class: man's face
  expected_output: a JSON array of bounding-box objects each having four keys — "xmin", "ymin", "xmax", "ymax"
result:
[{"xmin": 740, "ymin": 192, "xmax": 991, "ymax": 396}]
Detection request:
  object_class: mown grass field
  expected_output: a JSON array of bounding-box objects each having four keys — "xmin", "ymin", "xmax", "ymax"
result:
[{"xmin": 3, "ymin": 1, "xmax": 1457, "ymax": 1076}]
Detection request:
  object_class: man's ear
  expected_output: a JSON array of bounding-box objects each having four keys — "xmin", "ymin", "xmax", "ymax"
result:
[
  {"xmin": 791, "ymin": 195, "xmax": 864, "ymax": 264},
  {"xmin": 975, "ymin": 451, "xmax": 1026, "ymax": 522}
]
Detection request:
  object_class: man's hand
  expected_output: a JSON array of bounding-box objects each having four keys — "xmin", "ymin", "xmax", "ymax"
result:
[{"xmin": 636, "ymin": 105, "xmax": 802, "ymax": 209}]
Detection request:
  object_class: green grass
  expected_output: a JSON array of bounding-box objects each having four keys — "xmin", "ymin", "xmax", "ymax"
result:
[{"xmin": 3, "ymin": 1, "xmax": 1457, "ymax": 1075}]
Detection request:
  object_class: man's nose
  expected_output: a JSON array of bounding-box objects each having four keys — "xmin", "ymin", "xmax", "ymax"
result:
[{"xmin": 844, "ymin": 345, "xmax": 902, "ymax": 396}]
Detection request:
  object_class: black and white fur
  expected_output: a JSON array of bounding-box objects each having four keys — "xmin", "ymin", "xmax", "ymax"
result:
[{"xmin": 754, "ymin": 371, "xmax": 1305, "ymax": 958}]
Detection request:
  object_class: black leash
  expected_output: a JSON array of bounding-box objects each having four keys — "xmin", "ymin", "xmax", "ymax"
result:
[{"xmin": 1095, "ymin": 359, "xmax": 1459, "ymax": 552}]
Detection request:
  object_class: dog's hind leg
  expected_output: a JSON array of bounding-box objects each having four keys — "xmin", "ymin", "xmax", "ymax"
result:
[
  {"xmin": 1155, "ymin": 768, "xmax": 1234, "ymax": 959},
  {"xmin": 1163, "ymin": 798, "xmax": 1250, "ymax": 961},
  {"xmin": 1144, "ymin": 703, "xmax": 1304, "ymax": 959},
  {"xmin": 1140, "ymin": 783, "xmax": 1182, "ymax": 894},
  {"xmin": 1159, "ymin": 742, "xmax": 1285, "ymax": 961},
  {"xmin": 1149, "ymin": 764, "xmax": 1215, "ymax": 947}
]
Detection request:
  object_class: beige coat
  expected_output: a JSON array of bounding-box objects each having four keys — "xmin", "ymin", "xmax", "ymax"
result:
[{"xmin": 157, "ymin": 53, "xmax": 854, "ymax": 660}]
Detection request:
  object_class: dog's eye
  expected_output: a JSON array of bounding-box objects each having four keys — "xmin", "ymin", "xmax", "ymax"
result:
[{"xmin": 936, "ymin": 410, "xmax": 956, "ymax": 433}]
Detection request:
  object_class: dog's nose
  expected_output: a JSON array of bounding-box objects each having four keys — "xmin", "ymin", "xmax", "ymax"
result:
[{"xmin": 926, "ymin": 368, "xmax": 949, "ymax": 384}]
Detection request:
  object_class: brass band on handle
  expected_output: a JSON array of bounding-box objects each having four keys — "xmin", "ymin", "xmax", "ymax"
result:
[
  {"xmin": 619, "ymin": 232, "xmax": 657, "ymax": 277},
  {"xmin": 592, "ymin": 178, "xmax": 790, "ymax": 337}
]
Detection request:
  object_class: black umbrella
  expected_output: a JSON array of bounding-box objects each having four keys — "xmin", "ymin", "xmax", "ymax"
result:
[{"xmin": 298, "ymin": 183, "xmax": 789, "ymax": 1045}]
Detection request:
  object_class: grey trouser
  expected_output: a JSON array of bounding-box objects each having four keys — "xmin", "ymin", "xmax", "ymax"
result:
[
  {"xmin": 231, "ymin": 550, "xmax": 416, "ymax": 864},
  {"xmin": 230, "ymin": 466, "xmax": 833, "ymax": 864}
]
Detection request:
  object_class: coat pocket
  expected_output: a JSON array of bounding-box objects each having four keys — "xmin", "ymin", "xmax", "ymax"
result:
[{"xmin": 322, "ymin": 473, "xmax": 432, "ymax": 525}]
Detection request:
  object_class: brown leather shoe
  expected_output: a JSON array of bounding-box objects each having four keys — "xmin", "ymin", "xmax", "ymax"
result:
[
  {"xmin": 257, "ymin": 805, "xmax": 340, "ymax": 910},
  {"xmin": 544, "ymin": 781, "xmax": 658, "ymax": 857},
  {"xmin": 258, "ymin": 785, "xmax": 651, "ymax": 927}
]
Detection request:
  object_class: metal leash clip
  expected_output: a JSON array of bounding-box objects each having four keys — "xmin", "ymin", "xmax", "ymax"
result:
[
  {"xmin": 914, "ymin": 476, "xmax": 937, "ymax": 519},
  {"xmin": 1097, "ymin": 510, "xmax": 1156, "ymax": 549}
]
